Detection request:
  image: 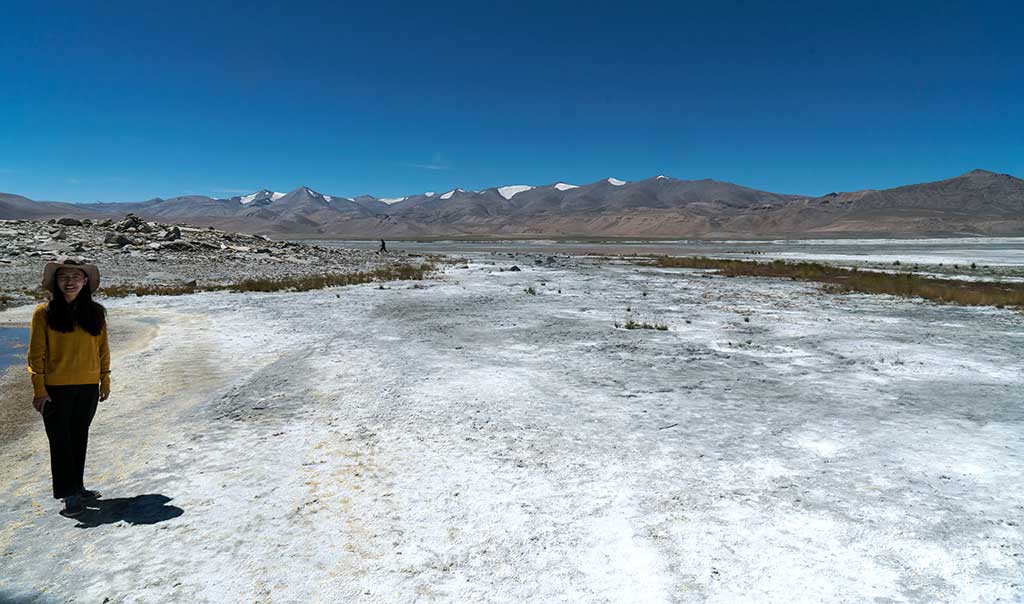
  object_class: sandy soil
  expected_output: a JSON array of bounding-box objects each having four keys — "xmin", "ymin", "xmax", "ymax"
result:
[{"xmin": 0, "ymin": 257, "xmax": 1021, "ymax": 603}]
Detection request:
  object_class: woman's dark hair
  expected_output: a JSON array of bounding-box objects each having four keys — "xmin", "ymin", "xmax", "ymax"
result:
[{"xmin": 47, "ymin": 273, "xmax": 106, "ymax": 336}]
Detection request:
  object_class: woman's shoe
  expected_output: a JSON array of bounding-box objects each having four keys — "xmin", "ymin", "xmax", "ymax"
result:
[
  {"xmin": 60, "ymin": 495, "xmax": 84, "ymax": 518},
  {"xmin": 79, "ymin": 488, "xmax": 101, "ymax": 500}
]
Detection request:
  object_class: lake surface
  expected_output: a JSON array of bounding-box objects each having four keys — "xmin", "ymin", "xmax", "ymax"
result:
[
  {"xmin": 0, "ymin": 326, "xmax": 29, "ymax": 374},
  {"xmin": 310, "ymin": 237, "xmax": 1024, "ymax": 274}
]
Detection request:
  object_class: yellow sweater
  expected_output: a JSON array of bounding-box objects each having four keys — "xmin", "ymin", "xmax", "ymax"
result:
[{"xmin": 27, "ymin": 303, "xmax": 111, "ymax": 397}]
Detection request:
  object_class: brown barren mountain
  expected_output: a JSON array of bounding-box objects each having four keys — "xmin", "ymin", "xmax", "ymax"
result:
[{"xmin": 2, "ymin": 170, "xmax": 1022, "ymax": 238}]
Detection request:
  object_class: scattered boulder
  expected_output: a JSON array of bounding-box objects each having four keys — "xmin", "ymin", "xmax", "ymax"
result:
[
  {"xmin": 509, "ymin": 265, "xmax": 521, "ymax": 272},
  {"xmin": 37, "ymin": 239, "xmax": 70, "ymax": 251},
  {"xmin": 56, "ymin": 217, "xmax": 83, "ymax": 226},
  {"xmin": 104, "ymin": 232, "xmax": 133, "ymax": 247},
  {"xmin": 162, "ymin": 240, "xmax": 195, "ymax": 252},
  {"xmin": 114, "ymin": 214, "xmax": 148, "ymax": 233},
  {"xmin": 162, "ymin": 226, "xmax": 182, "ymax": 241}
]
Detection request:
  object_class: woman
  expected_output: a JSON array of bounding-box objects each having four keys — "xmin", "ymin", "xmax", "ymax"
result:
[{"xmin": 27, "ymin": 258, "xmax": 110, "ymax": 518}]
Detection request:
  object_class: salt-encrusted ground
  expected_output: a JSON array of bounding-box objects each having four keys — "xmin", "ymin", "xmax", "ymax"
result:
[{"xmin": 1, "ymin": 256, "xmax": 1022, "ymax": 603}]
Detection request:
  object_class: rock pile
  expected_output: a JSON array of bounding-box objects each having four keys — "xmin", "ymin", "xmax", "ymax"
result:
[{"xmin": 0, "ymin": 215, "xmax": 404, "ymax": 305}]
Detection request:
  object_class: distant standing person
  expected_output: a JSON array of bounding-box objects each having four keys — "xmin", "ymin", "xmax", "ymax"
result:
[
  {"xmin": 28, "ymin": 258, "xmax": 110, "ymax": 518},
  {"xmin": 379, "ymin": 239, "xmax": 387, "ymax": 253}
]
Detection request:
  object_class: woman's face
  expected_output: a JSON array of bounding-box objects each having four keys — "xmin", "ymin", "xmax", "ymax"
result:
[{"xmin": 56, "ymin": 267, "xmax": 88, "ymax": 300}]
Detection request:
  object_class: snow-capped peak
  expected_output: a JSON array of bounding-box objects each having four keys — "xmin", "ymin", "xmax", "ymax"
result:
[
  {"xmin": 239, "ymin": 189, "xmax": 287, "ymax": 205},
  {"xmin": 440, "ymin": 188, "xmax": 463, "ymax": 200},
  {"xmin": 425, "ymin": 192, "xmax": 435, "ymax": 197},
  {"xmin": 295, "ymin": 187, "xmax": 336, "ymax": 203},
  {"xmin": 380, "ymin": 197, "xmax": 407, "ymax": 205},
  {"xmin": 554, "ymin": 182, "xmax": 578, "ymax": 191},
  {"xmin": 607, "ymin": 177, "xmax": 626, "ymax": 186},
  {"xmin": 498, "ymin": 185, "xmax": 533, "ymax": 200},
  {"xmin": 656, "ymin": 175, "xmax": 668, "ymax": 180}
]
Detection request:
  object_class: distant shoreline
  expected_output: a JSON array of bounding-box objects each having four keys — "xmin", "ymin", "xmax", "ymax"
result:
[{"xmin": 284, "ymin": 233, "xmax": 1024, "ymax": 243}]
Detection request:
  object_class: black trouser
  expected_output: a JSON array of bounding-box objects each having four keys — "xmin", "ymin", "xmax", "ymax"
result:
[{"xmin": 42, "ymin": 384, "xmax": 99, "ymax": 499}]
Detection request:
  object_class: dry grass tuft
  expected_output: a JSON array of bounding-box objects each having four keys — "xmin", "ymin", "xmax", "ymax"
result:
[
  {"xmin": 101, "ymin": 283, "xmax": 198, "ymax": 297},
  {"xmin": 615, "ymin": 319, "xmax": 669, "ymax": 331},
  {"xmin": 99, "ymin": 263, "xmax": 436, "ymax": 298},
  {"xmin": 424, "ymin": 254, "xmax": 469, "ymax": 265},
  {"xmin": 653, "ymin": 256, "xmax": 1024, "ymax": 309}
]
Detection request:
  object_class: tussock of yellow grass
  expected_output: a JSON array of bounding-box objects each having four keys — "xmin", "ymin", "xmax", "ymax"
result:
[
  {"xmin": 653, "ymin": 256, "xmax": 1024, "ymax": 309},
  {"xmin": 100, "ymin": 263, "xmax": 436, "ymax": 298}
]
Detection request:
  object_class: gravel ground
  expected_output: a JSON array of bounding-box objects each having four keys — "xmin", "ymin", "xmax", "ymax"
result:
[{"xmin": 0, "ymin": 217, "xmax": 412, "ymax": 306}]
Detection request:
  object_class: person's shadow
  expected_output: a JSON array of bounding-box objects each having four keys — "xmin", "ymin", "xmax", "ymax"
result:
[{"xmin": 71, "ymin": 494, "xmax": 184, "ymax": 529}]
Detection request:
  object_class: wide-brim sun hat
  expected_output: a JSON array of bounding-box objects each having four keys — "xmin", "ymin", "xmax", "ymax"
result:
[{"xmin": 41, "ymin": 257, "xmax": 101, "ymax": 292}]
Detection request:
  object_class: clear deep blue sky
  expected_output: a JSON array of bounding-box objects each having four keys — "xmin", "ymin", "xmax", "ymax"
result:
[{"xmin": 1, "ymin": 1, "xmax": 1022, "ymax": 202}]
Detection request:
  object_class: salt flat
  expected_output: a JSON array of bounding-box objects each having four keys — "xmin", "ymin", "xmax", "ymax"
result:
[{"xmin": 1, "ymin": 256, "xmax": 1022, "ymax": 603}]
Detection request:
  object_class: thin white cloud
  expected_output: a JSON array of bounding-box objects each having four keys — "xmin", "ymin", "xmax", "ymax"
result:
[{"xmin": 403, "ymin": 152, "xmax": 451, "ymax": 171}]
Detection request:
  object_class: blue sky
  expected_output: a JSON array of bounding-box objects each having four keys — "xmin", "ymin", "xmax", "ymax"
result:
[{"xmin": 1, "ymin": 0, "xmax": 1022, "ymax": 202}]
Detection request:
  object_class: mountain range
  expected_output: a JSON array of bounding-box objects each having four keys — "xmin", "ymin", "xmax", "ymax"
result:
[{"xmin": 2, "ymin": 169, "xmax": 1022, "ymax": 238}]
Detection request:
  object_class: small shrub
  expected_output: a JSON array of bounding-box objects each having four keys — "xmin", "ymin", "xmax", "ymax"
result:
[{"xmin": 525, "ymin": 286, "xmax": 537, "ymax": 295}]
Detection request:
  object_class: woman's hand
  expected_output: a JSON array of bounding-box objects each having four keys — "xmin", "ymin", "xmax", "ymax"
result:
[
  {"xmin": 99, "ymin": 391, "xmax": 110, "ymax": 402},
  {"xmin": 32, "ymin": 395, "xmax": 51, "ymax": 413}
]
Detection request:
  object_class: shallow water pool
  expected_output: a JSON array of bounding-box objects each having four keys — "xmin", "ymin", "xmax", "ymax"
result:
[{"xmin": 0, "ymin": 326, "xmax": 29, "ymax": 374}]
